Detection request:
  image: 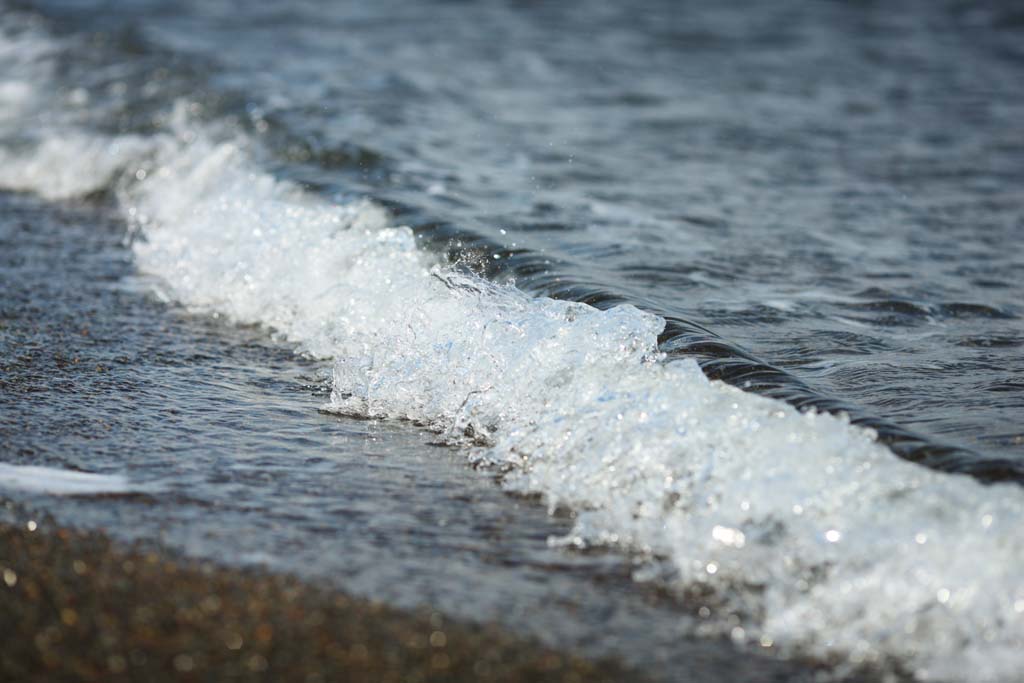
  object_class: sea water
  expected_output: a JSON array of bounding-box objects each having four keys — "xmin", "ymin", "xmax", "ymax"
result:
[{"xmin": 1, "ymin": 2, "xmax": 1023, "ymax": 681}]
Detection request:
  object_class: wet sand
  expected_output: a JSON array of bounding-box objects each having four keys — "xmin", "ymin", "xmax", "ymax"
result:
[{"xmin": 0, "ymin": 506, "xmax": 643, "ymax": 683}]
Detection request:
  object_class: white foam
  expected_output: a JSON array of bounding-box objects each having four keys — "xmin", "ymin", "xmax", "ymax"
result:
[
  {"xmin": 1, "ymin": 17, "xmax": 1023, "ymax": 682},
  {"xmin": 0, "ymin": 132, "xmax": 157, "ymax": 200},
  {"xmin": 0, "ymin": 464, "xmax": 135, "ymax": 496},
  {"xmin": 0, "ymin": 19, "xmax": 156, "ymax": 200}
]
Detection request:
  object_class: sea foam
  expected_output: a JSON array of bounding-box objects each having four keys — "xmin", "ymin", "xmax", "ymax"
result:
[
  {"xmin": 1, "ymin": 17, "xmax": 1023, "ymax": 682},
  {"xmin": 0, "ymin": 464, "xmax": 135, "ymax": 496}
]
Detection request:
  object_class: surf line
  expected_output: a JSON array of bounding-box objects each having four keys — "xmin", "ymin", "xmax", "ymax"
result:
[{"xmin": 401, "ymin": 211, "xmax": 1024, "ymax": 485}]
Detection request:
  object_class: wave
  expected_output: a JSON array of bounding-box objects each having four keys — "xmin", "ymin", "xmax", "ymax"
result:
[
  {"xmin": 408, "ymin": 219, "xmax": 1024, "ymax": 483},
  {"xmin": 2, "ymin": 15, "xmax": 1023, "ymax": 682}
]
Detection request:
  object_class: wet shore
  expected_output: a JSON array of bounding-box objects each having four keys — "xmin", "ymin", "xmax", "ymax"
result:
[{"xmin": 0, "ymin": 505, "xmax": 642, "ymax": 682}]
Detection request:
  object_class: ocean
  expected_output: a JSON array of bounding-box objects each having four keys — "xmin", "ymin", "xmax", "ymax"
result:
[{"xmin": 1, "ymin": 1, "xmax": 1022, "ymax": 680}]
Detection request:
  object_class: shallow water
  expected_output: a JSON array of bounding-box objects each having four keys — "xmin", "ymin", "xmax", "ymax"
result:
[{"xmin": 1, "ymin": 2, "xmax": 1023, "ymax": 681}]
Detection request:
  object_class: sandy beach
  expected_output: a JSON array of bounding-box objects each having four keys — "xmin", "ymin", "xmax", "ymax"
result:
[{"xmin": 0, "ymin": 504, "xmax": 643, "ymax": 683}]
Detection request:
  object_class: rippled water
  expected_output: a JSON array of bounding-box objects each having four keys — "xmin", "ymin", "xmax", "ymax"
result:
[
  {"xmin": 2, "ymin": 1, "xmax": 1024, "ymax": 681},
  {"xmin": 20, "ymin": 0, "xmax": 1023, "ymax": 459}
]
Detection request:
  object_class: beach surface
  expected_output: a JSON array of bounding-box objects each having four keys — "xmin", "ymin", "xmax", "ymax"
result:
[{"xmin": 0, "ymin": 506, "xmax": 642, "ymax": 683}]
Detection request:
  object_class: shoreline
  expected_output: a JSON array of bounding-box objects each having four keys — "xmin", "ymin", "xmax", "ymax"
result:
[
  {"xmin": 0, "ymin": 191, "xmax": 835, "ymax": 683},
  {"xmin": 0, "ymin": 504, "xmax": 643, "ymax": 682}
]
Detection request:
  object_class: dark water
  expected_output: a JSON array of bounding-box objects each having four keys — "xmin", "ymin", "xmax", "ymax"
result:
[{"xmin": 15, "ymin": 0, "xmax": 1024, "ymax": 465}]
